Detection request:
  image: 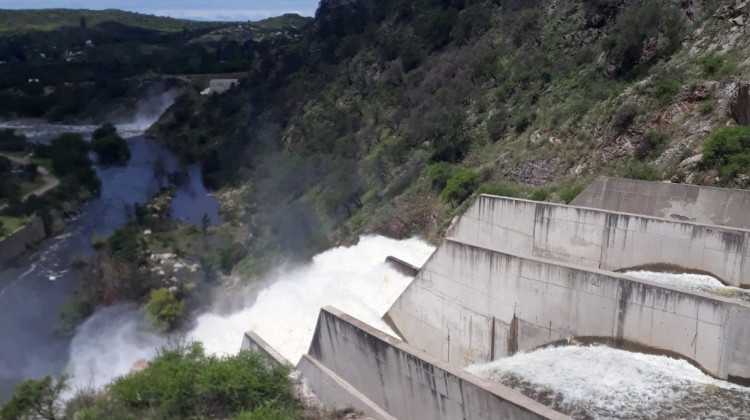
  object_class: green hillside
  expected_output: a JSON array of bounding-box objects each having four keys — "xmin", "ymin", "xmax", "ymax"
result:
[
  {"xmin": 0, "ymin": 8, "xmax": 227, "ymax": 33},
  {"xmin": 149, "ymin": 0, "xmax": 750, "ymax": 275}
]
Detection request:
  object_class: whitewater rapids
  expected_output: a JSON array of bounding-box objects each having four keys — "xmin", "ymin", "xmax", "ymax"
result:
[
  {"xmin": 469, "ymin": 345, "xmax": 750, "ymax": 419},
  {"xmin": 65, "ymin": 235, "xmax": 434, "ymax": 391}
]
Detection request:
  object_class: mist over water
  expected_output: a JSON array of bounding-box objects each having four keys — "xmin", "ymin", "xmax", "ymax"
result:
[
  {"xmin": 469, "ymin": 345, "xmax": 750, "ymax": 419},
  {"xmin": 0, "ymin": 90, "xmax": 177, "ymax": 139},
  {"xmin": 64, "ymin": 236, "xmax": 434, "ymax": 392}
]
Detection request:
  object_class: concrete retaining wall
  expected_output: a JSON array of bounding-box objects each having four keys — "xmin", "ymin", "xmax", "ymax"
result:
[
  {"xmin": 0, "ymin": 217, "xmax": 45, "ymax": 269},
  {"xmin": 572, "ymin": 176, "xmax": 750, "ymax": 229},
  {"xmin": 449, "ymin": 195, "xmax": 750, "ymax": 287},
  {"xmin": 241, "ymin": 331, "xmax": 290, "ymax": 366},
  {"xmin": 306, "ymin": 306, "xmax": 568, "ymax": 420},
  {"xmin": 387, "ymin": 240, "xmax": 750, "ymax": 381}
]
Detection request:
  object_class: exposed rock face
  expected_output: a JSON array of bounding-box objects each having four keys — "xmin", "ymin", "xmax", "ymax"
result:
[{"xmin": 730, "ymin": 82, "xmax": 750, "ymax": 125}]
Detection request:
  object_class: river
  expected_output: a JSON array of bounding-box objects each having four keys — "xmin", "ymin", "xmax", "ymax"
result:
[{"xmin": 0, "ymin": 126, "xmax": 220, "ymax": 401}]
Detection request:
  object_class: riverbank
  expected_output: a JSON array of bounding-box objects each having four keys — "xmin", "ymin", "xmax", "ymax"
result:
[{"xmin": 0, "ymin": 134, "xmax": 220, "ymax": 401}]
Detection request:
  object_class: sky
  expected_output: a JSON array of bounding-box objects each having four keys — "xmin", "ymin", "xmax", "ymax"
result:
[{"xmin": 0, "ymin": 0, "xmax": 320, "ymax": 21}]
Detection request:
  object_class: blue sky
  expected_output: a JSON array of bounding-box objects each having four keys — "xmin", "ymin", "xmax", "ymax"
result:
[{"xmin": 0, "ymin": 0, "xmax": 320, "ymax": 21}]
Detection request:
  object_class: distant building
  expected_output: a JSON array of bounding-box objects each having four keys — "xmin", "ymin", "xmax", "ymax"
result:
[{"xmin": 200, "ymin": 79, "xmax": 239, "ymax": 96}]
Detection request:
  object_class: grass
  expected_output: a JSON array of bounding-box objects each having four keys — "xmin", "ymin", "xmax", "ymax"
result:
[
  {"xmin": 19, "ymin": 178, "xmax": 46, "ymax": 196},
  {"xmin": 31, "ymin": 158, "xmax": 54, "ymax": 174},
  {"xmin": 0, "ymin": 215, "xmax": 32, "ymax": 239}
]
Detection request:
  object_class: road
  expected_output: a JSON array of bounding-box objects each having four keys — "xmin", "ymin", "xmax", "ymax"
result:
[{"xmin": 0, "ymin": 152, "xmax": 60, "ymax": 210}]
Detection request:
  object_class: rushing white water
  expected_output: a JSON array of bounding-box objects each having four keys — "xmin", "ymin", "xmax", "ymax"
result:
[
  {"xmin": 65, "ymin": 235, "xmax": 434, "ymax": 392},
  {"xmin": 66, "ymin": 305, "xmax": 167, "ymax": 392},
  {"xmin": 624, "ymin": 270, "xmax": 750, "ymax": 301},
  {"xmin": 469, "ymin": 345, "xmax": 750, "ymax": 419},
  {"xmin": 0, "ymin": 90, "xmax": 176, "ymax": 139}
]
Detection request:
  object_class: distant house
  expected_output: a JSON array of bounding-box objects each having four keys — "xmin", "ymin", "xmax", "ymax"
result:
[{"xmin": 201, "ymin": 79, "xmax": 239, "ymax": 95}]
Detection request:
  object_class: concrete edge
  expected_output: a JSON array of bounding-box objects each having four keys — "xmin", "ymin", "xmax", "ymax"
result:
[
  {"xmin": 319, "ymin": 306, "xmax": 572, "ymax": 420},
  {"xmin": 444, "ymin": 237, "xmax": 750, "ymax": 308},
  {"xmin": 242, "ymin": 331, "xmax": 291, "ymax": 366},
  {"xmin": 385, "ymin": 256, "xmax": 420, "ymax": 276},
  {"xmin": 477, "ymin": 194, "xmax": 750, "ymax": 235},
  {"xmin": 585, "ymin": 176, "xmax": 750, "ymax": 196},
  {"xmin": 297, "ymin": 354, "xmax": 398, "ymax": 420}
]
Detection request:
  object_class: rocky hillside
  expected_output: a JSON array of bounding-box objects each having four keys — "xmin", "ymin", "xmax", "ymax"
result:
[{"xmin": 150, "ymin": 0, "xmax": 750, "ymax": 277}]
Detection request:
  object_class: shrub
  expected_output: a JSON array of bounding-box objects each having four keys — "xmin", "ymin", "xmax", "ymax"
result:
[
  {"xmin": 699, "ymin": 54, "xmax": 723, "ymax": 76},
  {"xmin": 637, "ymin": 129, "xmax": 669, "ymax": 160},
  {"xmin": 654, "ymin": 75, "xmax": 681, "ymax": 105},
  {"xmin": 427, "ymin": 162, "xmax": 453, "ymax": 190},
  {"xmin": 55, "ymin": 295, "xmax": 93, "ymax": 337},
  {"xmin": 91, "ymin": 123, "xmax": 131, "ymax": 166},
  {"xmin": 618, "ymin": 159, "xmax": 660, "ymax": 181},
  {"xmin": 145, "ymin": 288, "xmax": 185, "ymax": 330},
  {"xmin": 702, "ymin": 126, "xmax": 750, "ymax": 168},
  {"xmin": 441, "ymin": 169, "xmax": 480, "ymax": 205},
  {"xmin": 512, "ymin": 112, "xmax": 534, "ymax": 134},
  {"xmin": 530, "ymin": 188, "xmax": 550, "ymax": 201},
  {"xmin": 606, "ymin": 0, "xmax": 683, "ymax": 75},
  {"xmin": 477, "ymin": 182, "xmax": 521, "ymax": 198},
  {"xmin": 71, "ymin": 342, "xmax": 299, "ymax": 420},
  {"xmin": 487, "ymin": 110, "xmax": 508, "ymax": 141},
  {"xmin": 612, "ymin": 104, "xmax": 638, "ymax": 135},
  {"xmin": 0, "ymin": 375, "xmax": 68, "ymax": 420},
  {"xmin": 559, "ymin": 184, "xmax": 585, "ymax": 204},
  {"xmin": 0, "ymin": 128, "xmax": 27, "ymax": 152}
]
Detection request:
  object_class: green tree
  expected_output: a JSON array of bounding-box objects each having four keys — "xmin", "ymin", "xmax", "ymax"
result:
[
  {"xmin": 145, "ymin": 288, "xmax": 185, "ymax": 330},
  {"xmin": 91, "ymin": 123, "xmax": 131, "ymax": 166},
  {"xmin": 0, "ymin": 375, "xmax": 68, "ymax": 420}
]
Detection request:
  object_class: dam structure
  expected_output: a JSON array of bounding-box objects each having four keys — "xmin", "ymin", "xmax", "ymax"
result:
[{"xmin": 243, "ymin": 177, "xmax": 750, "ymax": 418}]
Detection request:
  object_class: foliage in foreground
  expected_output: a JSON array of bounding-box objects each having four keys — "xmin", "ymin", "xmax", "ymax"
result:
[{"xmin": 1, "ymin": 343, "xmax": 300, "ymax": 420}]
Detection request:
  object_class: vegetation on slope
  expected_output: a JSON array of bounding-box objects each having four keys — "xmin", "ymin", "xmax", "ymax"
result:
[
  {"xmin": 0, "ymin": 10, "xmax": 310, "ymax": 122},
  {"xmin": 151, "ymin": 0, "xmax": 750, "ymax": 277}
]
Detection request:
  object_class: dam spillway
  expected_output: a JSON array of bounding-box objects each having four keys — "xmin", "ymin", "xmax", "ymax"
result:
[{"xmin": 248, "ymin": 178, "xmax": 750, "ymax": 419}]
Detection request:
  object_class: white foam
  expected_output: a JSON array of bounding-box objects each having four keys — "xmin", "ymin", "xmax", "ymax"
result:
[
  {"xmin": 469, "ymin": 345, "xmax": 750, "ymax": 419},
  {"xmin": 624, "ymin": 270, "xmax": 749, "ymax": 299},
  {"xmin": 66, "ymin": 305, "xmax": 167, "ymax": 392},
  {"xmin": 188, "ymin": 235, "xmax": 434, "ymax": 363},
  {"xmin": 65, "ymin": 235, "xmax": 434, "ymax": 391}
]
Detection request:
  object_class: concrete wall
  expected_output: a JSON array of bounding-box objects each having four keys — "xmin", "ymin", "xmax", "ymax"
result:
[
  {"xmin": 0, "ymin": 217, "xmax": 45, "ymax": 269},
  {"xmin": 241, "ymin": 331, "xmax": 291, "ymax": 366},
  {"xmin": 306, "ymin": 306, "xmax": 569, "ymax": 420},
  {"xmin": 387, "ymin": 240, "xmax": 750, "ymax": 382},
  {"xmin": 572, "ymin": 176, "xmax": 750, "ymax": 229},
  {"xmin": 449, "ymin": 195, "xmax": 750, "ymax": 287}
]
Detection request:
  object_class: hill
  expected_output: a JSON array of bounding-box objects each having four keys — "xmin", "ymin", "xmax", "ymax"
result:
[
  {"xmin": 0, "ymin": 8, "xmax": 225, "ymax": 34},
  {"xmin": 147, "ymin": 0, "xmax": 750, "ymax": 276},
  {"xmin": 0, "ymin": 9, "xmax": 311, "ymax": 122}
]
